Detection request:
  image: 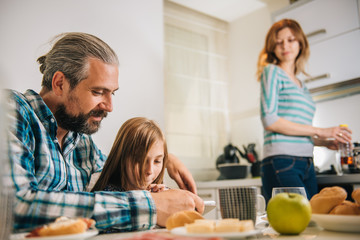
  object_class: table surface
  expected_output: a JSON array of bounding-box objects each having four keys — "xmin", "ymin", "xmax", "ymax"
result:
[{"xmin": 88, "ymin": 224, "xmax": 360, "ymax": 240}]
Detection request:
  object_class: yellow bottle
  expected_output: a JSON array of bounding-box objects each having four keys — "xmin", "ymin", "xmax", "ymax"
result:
[{"xmin": 339, "ymin": 124, "xmax": 353, "ymax": 166}]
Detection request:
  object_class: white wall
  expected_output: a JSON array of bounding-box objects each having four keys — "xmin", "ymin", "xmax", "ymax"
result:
[
  {"xmin": 0, "ymin": 0, "xmax": 164, "ymax": 155},
  {"xmin": 228, "ymin": 0, "xmax": 289, "ymax": 159}
]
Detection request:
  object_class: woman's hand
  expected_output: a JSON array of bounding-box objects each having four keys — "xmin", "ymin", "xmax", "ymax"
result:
[
  {"xmin": 316, "ymin": 125, "xmax": 352, "ymax": 144},
  {"xmin": 267, "ymin": 118, "xmax": 352, "ymax": 146},
  {"xmin": 313, "ymin": 137, "xmax": 339, "ymax": 150},
  {"xmin": 166, "ymin": 153, "xmax": 197, "ymax": 194},
  {"xmin": 313, "ymin": 125, "xmax": 352, "ymax": 150}
]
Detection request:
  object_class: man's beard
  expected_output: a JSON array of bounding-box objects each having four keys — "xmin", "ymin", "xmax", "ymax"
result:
[{"xmin": 54, "ymin": 104, "xmax": 108, "ymax": 135}]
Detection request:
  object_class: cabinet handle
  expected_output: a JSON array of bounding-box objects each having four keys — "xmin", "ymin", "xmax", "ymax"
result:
[
  {"xmin": 305, "ymin": 73, "xmax": 330, "ymax": 83},
  {"xmin": 198, "ymin": 194, "xmax": 213, "ymax": 199},
  {"xmin": 306, "ymin": 29, "xmax": 327, "ymax": 38}
]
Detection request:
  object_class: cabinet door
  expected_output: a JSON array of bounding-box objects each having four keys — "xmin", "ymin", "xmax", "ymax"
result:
[
  {"xmin": 197, "ymin": 188, "xmax": 218, "ymax": 219},
  {"xmin": 304, "ymin": 29, "xmax": 360, "ymax": 89},
  {"xmin": 273, "ymin": 0, "xmax": 359, "ymax": 44}
]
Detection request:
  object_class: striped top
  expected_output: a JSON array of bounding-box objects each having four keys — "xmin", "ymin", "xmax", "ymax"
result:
[
  {"xmin": 260, "ymin": 64, "xmax": 316, "ymax": 158},
  {"xmin": 6, "ymin": 89, "xmax": 156, "ymax": 231}
]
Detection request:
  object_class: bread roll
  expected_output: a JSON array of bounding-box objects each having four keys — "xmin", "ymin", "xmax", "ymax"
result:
[
  {"xmin": 215, "ymin": 219, "xmax": 254, "ymax": 232},
  {"xmin": 238, "ymin": 220, "xmax": 255, "ymax": 232},
  {"xmin": 310, "ymin": 186, "xmax": 347, "ymax": 214},
  {"xmin": 186, "ymin": 221, "xmax": 215, "ymax": 233},
  {"xmin": 165, "ymin": 210, "xmax": 204, "ymax": 230},
  {"xmin": 185, "ymin": 219, "xmax": 255, "ymax": 233},
  {"xmin": 215, "ymin": 220, "xmax": 241, "ymax": 233},
  {"xmin": 352, "ymin": 189, "xmax": 360, "ymax": 204},
  {"xmin": 27, "ymin": 217, "xmax": 95, "ymax": 237},
  {"xmin": 329, "ymin": 200, "xmax": 360, "ymax": 215},
  {"xmin": 194, "ymin": 219, "xmax": 216, "ymax": 225}
]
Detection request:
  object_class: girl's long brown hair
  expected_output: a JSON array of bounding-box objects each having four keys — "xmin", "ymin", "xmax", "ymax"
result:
[
  {"xmin": 256, "ymin": 19, "xmax": 310, "ymax": 81},
  {"xmin": 91, "ymin": 117, "xmax": 168, "ymax": 191}
]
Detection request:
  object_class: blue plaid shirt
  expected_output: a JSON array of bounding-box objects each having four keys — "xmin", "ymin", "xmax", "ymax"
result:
[{"xmin": 6, "ymin": 89, "xmax": 156, "ymax": 232}]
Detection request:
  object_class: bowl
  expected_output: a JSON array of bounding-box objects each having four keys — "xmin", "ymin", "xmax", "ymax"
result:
[{"xmin": 217, "ymin": 163, "xmax": 249, "ymax": 179}]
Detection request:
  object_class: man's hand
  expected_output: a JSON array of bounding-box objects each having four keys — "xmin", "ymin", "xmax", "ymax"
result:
[
  {"xmin": 166, "ymin": 153, "xmax": 197, "ymax": 194},
  {"xmin": 151, "ymin": 189, "xmax": 204, "ymax": 227}
]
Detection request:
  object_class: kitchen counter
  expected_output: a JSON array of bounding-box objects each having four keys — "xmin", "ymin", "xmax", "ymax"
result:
[
  {"xmin": 196, "ymin": 175, "xmax": 360, "ymax": 219},
  {"xmin": 316, "ymin": 173, "xmax": 360, "ymax": 185},
  {"xmin": 196, "ymin": 173, "xmax": 360, "ymax": 189},
  {"xmin": 196, "ymin": 177, "xmax": 262, "ymax": 189}
]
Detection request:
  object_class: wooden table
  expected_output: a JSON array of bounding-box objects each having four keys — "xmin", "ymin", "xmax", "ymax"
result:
[{"xmin": 88, "ymin": 225, "xmax": 360, "ymax": 240}]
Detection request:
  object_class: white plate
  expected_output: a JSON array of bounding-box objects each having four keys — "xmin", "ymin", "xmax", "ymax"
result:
[
  {"xmin": 311, "ymin": 214, "xmax": 360, "ymax": 233},
  {"xmin": 171, "ymin": 227, "xmax": 261, "ymax": 239},
  {"xmin": 10, "ymin": 229, "xmax": 98, "ymax": 240},
  {"xmin": 203, "ymin": 201, "xmax": 216, "ymax": 215}
]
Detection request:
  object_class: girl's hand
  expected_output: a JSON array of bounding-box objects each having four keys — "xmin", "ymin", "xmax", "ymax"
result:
[{"xmin": 148, "ymin": 184, "xmax": 169, "ymax": 192}]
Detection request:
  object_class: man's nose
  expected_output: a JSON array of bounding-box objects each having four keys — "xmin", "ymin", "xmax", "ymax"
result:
[{"xmin": 99, "ymin": 94, "xmax": 113, "ymax": 112}]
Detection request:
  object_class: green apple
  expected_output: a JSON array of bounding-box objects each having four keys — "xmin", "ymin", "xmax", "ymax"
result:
[{"xmin": 267, "ymin": 193, "xmax": 312, "ymax": 235}]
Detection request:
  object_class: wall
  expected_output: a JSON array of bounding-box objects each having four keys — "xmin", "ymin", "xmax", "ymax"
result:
[
  {"xmin": 227, "ymin": 0, "xmax": 289, "ymax": 160},
  {"xmin": 0, "ymin": 0, "xmax": 164, "ymax": 155}
]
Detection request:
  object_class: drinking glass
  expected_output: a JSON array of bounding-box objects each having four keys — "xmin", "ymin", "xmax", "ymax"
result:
[{"xmin": 272, "ymin": 187, "xmax": 307, "ymax": 199}]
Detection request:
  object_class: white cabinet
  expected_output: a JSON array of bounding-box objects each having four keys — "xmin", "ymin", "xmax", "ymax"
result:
[
  {"xmin": 197, "ymin": 178, "xmax": 262, "ymax": 220},
  {"xmin": 273, "ymin": 0, "xmax": 359, "ymax": 44},
  {"xmin": 273, "ymin": 0, "xmax": 360, "ymax": 89},
  {"xmin": 306, "ymin": 29, "xmax": 360, "ymax": 89}
]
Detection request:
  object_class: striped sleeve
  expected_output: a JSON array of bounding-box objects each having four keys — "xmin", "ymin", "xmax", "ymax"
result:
[
  {"xmin": 11, "ymin": 180, "xmax": 156, "ymax": 231},
  {"xmin": 9, "ymin": 141, "xmax": 156, "ymax": 231},
  {"xmin": 260, "ymin": 64, "xmax": 280, "ymax": 128}
]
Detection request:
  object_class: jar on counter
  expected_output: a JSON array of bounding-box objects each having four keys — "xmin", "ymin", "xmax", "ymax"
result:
[{"xmin": 349, "ymin": 142, "xmax": 360, "ymax": 173}]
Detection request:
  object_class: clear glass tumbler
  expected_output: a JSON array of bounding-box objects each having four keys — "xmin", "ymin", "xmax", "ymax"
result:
[{"xmin": 272, "ymin": 187, "xmax": 307, "ymax": 199}]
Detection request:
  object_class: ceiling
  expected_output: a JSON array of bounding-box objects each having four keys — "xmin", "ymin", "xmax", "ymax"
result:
[{"xmin": 167, "ymin": 0, "xmax": 266, "ymax": 22}]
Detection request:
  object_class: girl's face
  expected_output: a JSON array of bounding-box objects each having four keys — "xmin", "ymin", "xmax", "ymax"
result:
[
  {"xmin": 274, "ymin": 27, "xmax": 300, "ymax": 64},
  {"xmin": 128, "ymin": 140, "xmax": 164, "ymax": 189}
]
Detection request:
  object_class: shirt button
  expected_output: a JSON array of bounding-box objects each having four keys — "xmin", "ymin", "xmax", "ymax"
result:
[
  {"xmin": 53, "ymin": 139, "xmax": 58, "ymax": 143},
  {"xmin": 50, "ymin": 118, "xmax": 55, "ymax": 123}
]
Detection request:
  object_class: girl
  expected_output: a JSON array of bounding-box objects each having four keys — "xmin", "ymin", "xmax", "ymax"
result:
[{"xmin": 91, "ymin": 117, "xmax": 168, "ymax": 192}]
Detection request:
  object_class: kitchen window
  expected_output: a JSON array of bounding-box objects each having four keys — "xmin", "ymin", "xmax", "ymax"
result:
[{"xmin": 164, "ymin": 0, "xmax": 230, "ymax": 180}]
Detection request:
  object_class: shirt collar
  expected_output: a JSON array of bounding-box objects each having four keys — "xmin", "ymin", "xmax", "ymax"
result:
[
  {"xmin": 23, "ymin": 89, "xmax": 82, "ymax": 142},
  {"xmin": 24, "ymin": 89, "xmax": 54, "ymax": 124}
]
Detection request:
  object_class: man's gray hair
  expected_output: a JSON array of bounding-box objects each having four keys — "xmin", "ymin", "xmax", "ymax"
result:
[{"xmin": 37, "ymin": 32, "xmax": 119, "ymax": 90}]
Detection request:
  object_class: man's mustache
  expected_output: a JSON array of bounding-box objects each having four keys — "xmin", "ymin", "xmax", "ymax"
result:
[{"xmin": 88, "ymin": 110, "xmax": 108, "ymax": 119}]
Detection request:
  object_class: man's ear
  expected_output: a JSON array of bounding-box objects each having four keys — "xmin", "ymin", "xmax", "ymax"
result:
[{"xmin": 52, "ymin": 71, "xmax": 67, "ymax": 96}]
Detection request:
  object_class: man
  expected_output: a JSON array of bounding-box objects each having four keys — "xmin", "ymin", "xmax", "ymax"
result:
[{"xmin": 7, "ymin": 32, "xmax": 203, "ymax": 232}]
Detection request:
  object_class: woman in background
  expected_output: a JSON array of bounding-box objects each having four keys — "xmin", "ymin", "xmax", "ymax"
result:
[
  {"xmin": 91, "ymin": 117, "xmax": 168, "ymax": 193},
  {"xmin": 257, "ymin": 19, "xmax": 352, "ymax": 202}
]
